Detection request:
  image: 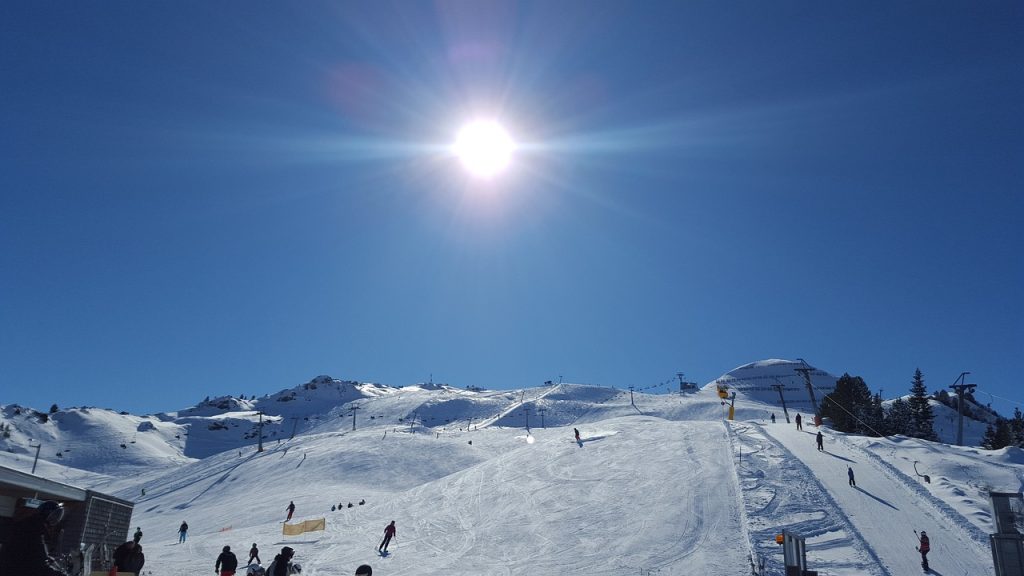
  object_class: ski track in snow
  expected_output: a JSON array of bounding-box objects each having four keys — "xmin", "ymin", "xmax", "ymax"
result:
[{"xmin": 728, "ymin": 422, "xmax": 889, "ymax": 576}]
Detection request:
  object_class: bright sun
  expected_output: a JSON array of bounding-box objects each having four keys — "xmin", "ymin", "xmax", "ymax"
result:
[{"xmin": 453, "ymin": 120, "xmax": 515, "ymax": 179}]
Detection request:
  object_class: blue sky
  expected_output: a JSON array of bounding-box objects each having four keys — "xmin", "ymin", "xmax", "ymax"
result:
[{"xmin": 2, "ymin": 1, "xmax": 1021, "ymax": 416}]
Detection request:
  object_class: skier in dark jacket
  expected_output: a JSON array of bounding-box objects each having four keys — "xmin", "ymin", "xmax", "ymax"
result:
[
  {"xmin": 378, "ymin": 521, "xmax": 397, "ymax": 553},
  {"xmin": 178, "ymin": 521, "xmax": 189, "ymax": 543},
  {"xmin": 795, "ymin": 413, "xmax": 803, "ymax": 430},
  {"xmin": 269, "ymin": 547, "xmax": 295, "ymax": 576},
  {"xmin": 286, "ymin": 501, "xmax": 296, "ymax": 522},
  {"xmin": 0, "ymin": 500, "xmax": 68, "ymax": 576},
  {"xmin": 112, "ymin": 540, "xmax": 145, "ymax": 576},
  {"xmin": 816, "ymin": 431, "xmax": 824, "ymax": 451},
  {"xmin": 917, "ymin": 531, "xmax": 930, "ymax": 571},
  {"xmin": 847, "ymin": 466, "xmax": 856, "ymax": 487},
  {"xmin": 574, "ymin": 428, "xmax": 581, "ymax": 442},
  {"xmin": 248, "ymin": 543, "xmax": 261, "ymax": 565},
  {"xmin": 216, "ymin": 545, "xmax": 239, "ymax": 576},
  {"xmin": 133, "ymin": 527, "xmax": 143, "ymax": 543}
]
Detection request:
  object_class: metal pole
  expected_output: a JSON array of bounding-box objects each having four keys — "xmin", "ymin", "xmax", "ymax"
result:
[
  {"xmin": 771, "ymin": 382, "xmax": 791, "ymax": 423},
  {"xmin": 30, "ymin": 443, "xmax": 41, "ymax": 474},
  {"xmin": 350, "ymin": 405, "xmax": 361, "ymax": 431},
  {"xmin": 949, "ymin": 372, "xmax": 973, "ymax": 447},
  {"xmin": 257, "ymin": 412, "xmax": 264, "ymax": 452},
  {"xmin": 523, "ymin": 407, "xmax": 530, "ymax": 431},
  {"xmin": 629, "ymin": 386, "xmax": 635, "ymax": 406},
  {"xmin": 795, "ymin": 363, "xmax": 819, "ymax": 415}
]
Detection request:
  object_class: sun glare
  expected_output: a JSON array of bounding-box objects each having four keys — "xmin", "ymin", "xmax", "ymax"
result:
[{"xmin": 453, "ymin": 120, "xmax": 514, "ymax": 179}]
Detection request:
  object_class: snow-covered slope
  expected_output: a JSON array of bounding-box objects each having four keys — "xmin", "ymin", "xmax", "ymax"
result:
[{"xmin": 3, "ymin": 363, "xmax": 1016, "ymax": 576}]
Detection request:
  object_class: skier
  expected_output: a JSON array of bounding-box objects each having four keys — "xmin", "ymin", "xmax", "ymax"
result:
[
  {"xmin": 770, "ymin": 413, "xmax": 776, "ymax": 424},
  {"xmin": 133, "ymin": 526, "xmax": 143, "ymax": 543},
  {"xmin": 847, "ymin": 466, "xmax": 856, "ymax": 487},
  {"xmin": 816, "ymin": 431, "xmax": 824, "ymax": 451},
  {"xmin": 355, "ymin": 565, "xmax": 372, "ymax": 576},
  {"xmin": 216, "ymin": 545, "xmax": 239, "ymax": 576},
  {"xmin": 795, "ymin": 413, "xmax": 803, "ymax": 431},
  {"xmin": 574, "ymin": 428, "xmax": 581, "ymax": 442},
  {"xmin": 286, "ymin": 501, "xmax": 296, "ymax": 522},
  {"xmin": 178, "ymin": 521, "xmax": 189, "ymax": 543},
  {"xmin": 112, "ymin": 540, "xmax": 145, "ymax": 576},
  {"xmin": 267, "ymin": 547, "xmax": 295, "ymax": 576},
  {"xmin": 378, "ymin": 520, "xmax": 397, "ymax": 554},
  {"xmin": 248, "ymin": 543, "xmax": 261, "ymax": 565},
  {"xmin": 0, "ymin": 500, "xmax": 69, "ymax": 576},
  {"xmin": 917, "ymin": 530, "xmax": 930, "ymax": 572}
]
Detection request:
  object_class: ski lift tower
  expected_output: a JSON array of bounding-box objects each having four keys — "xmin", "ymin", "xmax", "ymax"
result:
[{"xmin": 794, "ymin": 360, "xmax": 820, "ymax": 416}]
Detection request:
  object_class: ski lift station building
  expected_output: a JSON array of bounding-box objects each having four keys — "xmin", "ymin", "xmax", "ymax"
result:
[{"xmin": 0, "ymin": 463, "xmax": 134, "ymax": 560}]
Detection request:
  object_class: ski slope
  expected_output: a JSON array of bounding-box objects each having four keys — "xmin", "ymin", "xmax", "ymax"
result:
[
  {"xmin": 3, "ymin": 369, "xmax": 1018, "ymax": 576},
  {"xmin": 761, "ymin": 422, "xmax": 995, "ymax": 575}
]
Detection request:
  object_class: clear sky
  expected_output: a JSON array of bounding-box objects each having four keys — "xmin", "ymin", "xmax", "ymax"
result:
[{"xmin": 2, "ymin": 1, "xmax": 1021, "ymax": 416}]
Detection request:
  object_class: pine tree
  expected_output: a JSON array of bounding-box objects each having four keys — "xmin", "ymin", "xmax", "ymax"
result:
[
  {"xmin": 1011, "ymin": 408, "xmax": 1024, "ymax": 448},
  {"xmin": 886, "ymin": 397, "xmax": 913, "ymax": 436},
  {"xmin": 821, "ymin": 374, "xmax": 874, "ymax": 434},
  {"xmin": 907, "ymin": 369, "xmax": 938, "ymax": 441},
  {"xmin": 982, "ymin": 418, "xmax": 1014, "ymax": 450}
]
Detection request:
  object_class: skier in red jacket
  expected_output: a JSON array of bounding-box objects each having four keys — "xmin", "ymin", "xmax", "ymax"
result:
[{"xmin": 917, "ymin": 530, "xmax": 930, "ymax": 571}]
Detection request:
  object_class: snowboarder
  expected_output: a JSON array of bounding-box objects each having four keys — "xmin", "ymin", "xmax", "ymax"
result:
[
  {"xmin": 248, "ymin": 543, "xmax": 261, "ymax": 565},
  {"xmin": 178, "ymin": 521, "xmax": 189, "ymax": 543},
  {"xmin": 795, "ymin": 413, "xmax": 803, "ymax": 431},
  {"xmin": 112, "ymin": 540, "xmax": 145, "ymax": 576},
  {"xmin": 847, "ymin": 466, "xmax": 856, "ymax": 487},
  {"xmin": 378, "ymin": 520, "xmax": 397, "ymax": 553},
  {"xmin": 816, "ymin": 431, "xmax": 824, "ymax": 451},
  {"xmin": 216, "ymin": 545, "xmax": 239, "ymax": 576},
  {"xmin": 770, "ymin": 413, "xmax": 776, "ymax": 424},
  {"xmin": 574, "ymin": 428, "xmax": 581, "ymax": 442},
  {"xmin": 133, "ymin": 527, "xmax": 143, "ymax": 543},
  {"xmin": 286, "ymin": 501, "xmax": 296, "ymax": 522},
  {"xmin": 355, "ymin": 565, "xmax": 372, "ymax": 576},
  {"xmin": 917, "ymin": 530, "xmax": 930, "ymax": 572},
  {"xmin": 0, "ymin": 500, "xmax": 69, "ymax": 576}
]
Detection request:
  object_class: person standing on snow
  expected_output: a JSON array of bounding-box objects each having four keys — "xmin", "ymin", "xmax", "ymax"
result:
[
  {"xmin": 574, "ymin": 428, "xmax": 581, "ymax": 442},
  {"xmin": 917, "ymin": 530, "xmax": 930, "ymax": 571},
  {"xmin": 770, "ymin": 413, "xmax": 776, "ymax": 424},
  {"xmin": 286, "ymin": 501, "xmax": 296, "ymax": 522},
  {"xmin": 268, "ymin": 546, "xmax": 295, "ymax": 576},
  {"xmin": 133, "ymin": 527, "xmax": 143, "ymax": 543},
  {"xmin": 847, "ymin": 466, "xmax": 856, "ymax": 487},
  {"xmin": 248, "ymin": 543, "xmax": 261, "ymax": 565},
  {"xmin": 178, "ymin": 521, "xmax": 189, "ymax": 543},
  {"xmin": 816, "ymin": 431, "xmax": 824, "ymax": 451},
  {"xmin": 215, "ymin": 545, "xmax": 238, "ymax": 576},
  {"xmin": 795, "ymin": 413, "xmax": 803, "ymax": 431},
  {"xmin": 378, "ymin": 521, "xmax": 397, "ymax": 553},
  {"xmin": 112, "ymin": 540, "xmax": 145, "ymax": 576},
  {"xmin": 0, "ymin": 501, "xmax": 69, "ymax": 576}
]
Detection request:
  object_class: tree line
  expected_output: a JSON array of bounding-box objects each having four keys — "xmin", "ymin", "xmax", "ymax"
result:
[{"xmin": 819, "ymin": 368, "xmax": 1022, "ymax": 450}]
